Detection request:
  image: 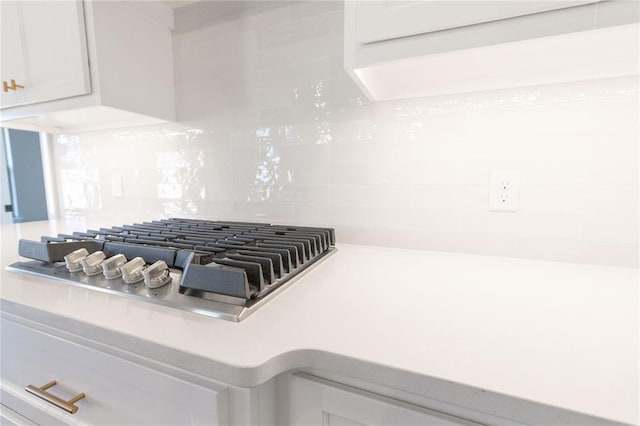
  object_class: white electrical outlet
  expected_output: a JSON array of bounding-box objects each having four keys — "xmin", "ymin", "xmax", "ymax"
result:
[{"xmin": 489, "ymin": 170, "xmax": 520, "ymax": 212}]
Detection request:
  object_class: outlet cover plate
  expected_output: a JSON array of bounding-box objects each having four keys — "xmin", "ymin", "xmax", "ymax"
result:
[{"xmin": 489, "ymin": 170, "xmax": 520, "ymax": 212}]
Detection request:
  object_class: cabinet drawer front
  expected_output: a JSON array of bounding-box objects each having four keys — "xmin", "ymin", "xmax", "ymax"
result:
[
  {"xmin": 1, "ymin": 403, "xmax": 38, "ymax": 426},
  {"xmin": 0, "ymin": 318, "xmax": 226, "ymax": 425},
  {"xmin": 290, "ymin": 373, "xmax": 482, "ymax": 426}
]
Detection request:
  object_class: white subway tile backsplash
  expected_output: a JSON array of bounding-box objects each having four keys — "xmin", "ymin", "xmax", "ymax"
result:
[
  {"xmin": 232, "ymin": 200, "xmax": 295, "ymax": 221},
  {"xmin": 412, "ymin": 185, "xmax": 480, "ymax": 210},
  {"xmin": 581, "ymin": 186, "xmax": 639, "ymax": 244},
  {"xmin": 329, "ymin": 144, "xmax": 372, "ymax": 184},
  {"xmin": 274, "ymin": 184, "xmax": 329, "ymax": 204},
  {"xmin": 291, "ymin": 202, "xmax": 335, "ymax": 226},
  {"xmin": 199, "ymin": 201, "xmax": 234, "ymax": 219},
  {"xmin": 50, "ymin": 1, "xmax": 639, "ymax": 267},
  {"xmin": 289, "ymin": 1, "xmax": 342, "ymax": 19},
  {"xmin": 329, "ymin": 184, "xmax": 413, "ymax": 206},
  {"xmin": 256, "ymin": 13, "xmax": 331, "ymax": 49}
]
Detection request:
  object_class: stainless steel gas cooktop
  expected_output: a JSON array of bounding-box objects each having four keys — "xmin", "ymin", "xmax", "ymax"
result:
[{"xmin": 8, "ymin": 218, "xmax": 336, "ymax": 322}]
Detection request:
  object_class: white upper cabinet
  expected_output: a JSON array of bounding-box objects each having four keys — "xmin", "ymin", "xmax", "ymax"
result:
[
  {"xmin": 346, "ymin": 0, "xmax": 640, "ymax": 101},
  {"xmin": 0, "ymin": 0, "xmax": 175, "ymax": 134},
  {"xmin": 356, "ymin": 0, "xmax": 600, "ymax": 44},
  {"xmin": 1, "ymin": 1, "xmax": 26, "ymax": 109},
  {"xmin": 0, "ymin": 1, "xmax": 90, "ymax": 110}
]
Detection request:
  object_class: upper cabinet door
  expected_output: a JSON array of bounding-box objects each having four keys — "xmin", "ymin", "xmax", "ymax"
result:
[
  {"xmin": 0, "ymin": 0, "xmax": 90, "ymax": 109},
  {"xmin": 0, "ymin": 1, "xmax": 26, "ymax": 108},
  {"xmin": 356, "ymin": 0, "xmax": 603, "ymax": 44}
]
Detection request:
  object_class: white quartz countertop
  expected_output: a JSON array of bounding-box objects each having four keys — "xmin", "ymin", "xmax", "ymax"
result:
[{"xmin": 1, "ymin": 220, "xmax": 638, "ymax": 425}]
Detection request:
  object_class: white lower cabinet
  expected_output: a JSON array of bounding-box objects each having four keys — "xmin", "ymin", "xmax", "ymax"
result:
[
  {"xmin": 289, "ymin": 373, "xmax": 482, "ymax": 426},
  {"xmin": 0, "ymin": 318, "xmax": 227, "ymax": 425},
  {"xmin": 1, "ymin": 314, "xmax": 611, "ymax": 426},
  {"xmin": 1, "ymin": 314, "xmax": 485, "ymax": 426},
  {"xmin": 0, "ymin": 403, "xmax": 38, "ymax": 426}
]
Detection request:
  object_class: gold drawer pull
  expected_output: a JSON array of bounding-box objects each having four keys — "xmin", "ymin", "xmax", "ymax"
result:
[
  {"xmin": 25, "ymin": 381, "xmax": 86, "ymax": 414},
  {"xmin": 2, "ymin": 79, "xmax": 24, "ymax": 92}
]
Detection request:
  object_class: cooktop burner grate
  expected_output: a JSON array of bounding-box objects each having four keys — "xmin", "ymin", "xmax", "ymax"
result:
[{"xmin": 8, "ymin": 218, "xmax": 336, "ymax": 321}]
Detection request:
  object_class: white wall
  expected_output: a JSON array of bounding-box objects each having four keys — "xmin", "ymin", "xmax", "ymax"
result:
[{"xmin": 51, "ymin": 1, "xmax": 639, "ymax": 267}]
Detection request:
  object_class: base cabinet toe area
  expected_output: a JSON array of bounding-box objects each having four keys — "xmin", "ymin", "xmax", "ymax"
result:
[{"xmin": 0, "ymin": 317, "xmax": 227, "ymax": 425}]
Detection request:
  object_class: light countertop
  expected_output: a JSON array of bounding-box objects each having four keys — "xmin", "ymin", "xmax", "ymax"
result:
[{"xmin": 1, "ymin": 219, "xmax": 638, "ymax": 425}]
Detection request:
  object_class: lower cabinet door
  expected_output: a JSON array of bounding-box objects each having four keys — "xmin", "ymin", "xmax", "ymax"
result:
[
  {"xmin": 290, "ymin": 373, "xmax": 482, "ymax": 426},
  {"xmin": 0, "ymin": 317, "xmax": 227, "ymax": 425}
]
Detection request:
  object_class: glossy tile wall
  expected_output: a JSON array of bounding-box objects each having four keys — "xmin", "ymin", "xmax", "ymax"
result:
[{"xmin": 51, "ymin": 1, "xmax": 639, "ymax": 267}]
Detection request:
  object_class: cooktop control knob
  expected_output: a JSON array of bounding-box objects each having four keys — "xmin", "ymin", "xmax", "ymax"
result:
[
  {"xmin": 81, "ymin": 251, "xmax": 106, "ymax": 276},
  {"xmin": 143, "ymin": 260, "xmax": 171, "ymax": 289},
  {"xmin": 121, "ymin": 257, "xmax": 146, "ymax": 284},
  {"xmin": 102, "ymin": 254, "xmax": 127, "ymax": 279},
  {"xmin": 64, "ymin": 248, "xmax": 89, "ymax": 272}
]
